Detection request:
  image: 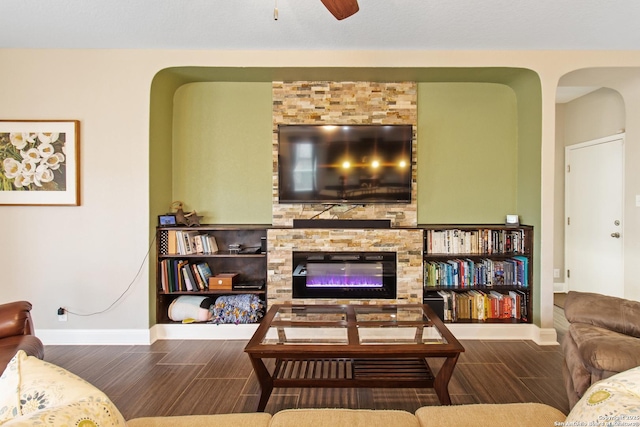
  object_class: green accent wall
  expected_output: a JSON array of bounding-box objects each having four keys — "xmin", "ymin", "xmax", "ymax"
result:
[
  {"xmin": 172, "ymin": 82, "xmax": 272, "ymax": 224},
  {"xmin": 148, "ymin": 70, "xmax": 193, "ymax": 326},
  {"xmin": 417, "ymin": 83, "xmax": 518, "ymax": 223},
  {"xmin": 510, "ymin": 71, "xmax": 543, "ymax": 326},
  {"xmin": 148, "ymin": 66, "xmax": 542, "ymax": 327}
]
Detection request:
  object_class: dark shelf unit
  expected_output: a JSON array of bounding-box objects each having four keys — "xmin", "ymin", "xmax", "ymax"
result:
[
  {"xmin": 420, "ymin": 224, "xmax": 533, "ymax": 324},
  {"xmin": 156, "ymin": 224, "xmax": 269, "ymax": 324}
]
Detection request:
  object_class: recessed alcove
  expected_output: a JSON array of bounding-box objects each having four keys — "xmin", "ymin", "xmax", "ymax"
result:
[{"xmin": 148, "ymin": 67, "xmax": 542, "ymax": 322}]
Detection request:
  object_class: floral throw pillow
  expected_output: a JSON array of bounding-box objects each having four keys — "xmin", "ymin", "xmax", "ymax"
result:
[
  {"xmin": 0, "ymin": 352, "xmax": 21, "ymax": 423},
  {"xmin": 565, "ymin": 365, "xmax": 640, "ymax": 425},
  {"xmin": 0, "ymin": 350, "xmax": 126, "ymax": 426}
]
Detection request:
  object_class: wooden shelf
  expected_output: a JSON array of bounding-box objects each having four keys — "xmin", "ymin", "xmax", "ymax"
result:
[
  {"xmin": 159, "ymin": 253, "xmax": 265, "ymax": 259},
  {"xmin": 421, "ymin": 224, "xmax": 533, "ymax": 324},
  {"xmin": 156, "ymin": 225, "xmax": 268, "ymax": 325},
  {"xmin": 159, "ymin": 289, "xmax": 265, "ymax": 296}
]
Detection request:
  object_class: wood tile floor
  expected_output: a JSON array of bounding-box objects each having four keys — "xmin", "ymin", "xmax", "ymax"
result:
[{"xmin": 43, "ymin": 310, "xmax": 570, "ymax": 420}]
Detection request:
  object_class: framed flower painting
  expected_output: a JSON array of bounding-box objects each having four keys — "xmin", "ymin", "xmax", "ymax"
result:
[{"xmin": 0, "ymin": 120, "xmax": 80, "ymax": 206}]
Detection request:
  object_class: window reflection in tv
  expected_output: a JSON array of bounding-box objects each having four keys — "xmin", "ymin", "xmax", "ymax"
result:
[{"xmin": 278, "ymin": 124, "xmax": 413, "ymax": 204}]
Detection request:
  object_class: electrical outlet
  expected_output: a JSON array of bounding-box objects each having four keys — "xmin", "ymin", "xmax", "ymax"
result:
[
  {"xmin": 57, "ymin": 307, "xmax": 67, "ymax": 322},
  {"xmin": 553, "ymin": 269, "xmax": 561, "ymax": 279}
]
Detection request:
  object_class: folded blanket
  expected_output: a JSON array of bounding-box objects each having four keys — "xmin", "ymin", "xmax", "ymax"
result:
[{"xmin": 211, "ymin": 294, "xmax": 265, "ymax": 324}]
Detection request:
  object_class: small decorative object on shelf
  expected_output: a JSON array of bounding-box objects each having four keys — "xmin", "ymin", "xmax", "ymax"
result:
[
  {"xmin": 505, "ymin": 214, "xmax": 520, "ymax": 227},
  {"xmin": 209, "ymin": 273, "xmax": 238, "ymax": 290},
  {"xmin": 158, "ymin": 214, "xmax": 177, "ymax": 226},
  {"xmin": 171, "ymin": 201, "xmax": 202, "ymax": 227}
]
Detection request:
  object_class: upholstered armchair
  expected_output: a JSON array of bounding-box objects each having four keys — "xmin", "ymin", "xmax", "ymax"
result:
[{"xmin": 0, "ymin": 300, "xmax": 44, "ymax": 373}]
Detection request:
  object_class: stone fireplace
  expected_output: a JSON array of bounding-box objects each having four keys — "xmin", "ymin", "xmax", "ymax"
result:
[
  {"xmin": 267, "ymin": 81, "xmax": 422, "ymax": 306},
  {"xmin": 267, "ymin": 228, "xmax": 423, "ymax": 305}
]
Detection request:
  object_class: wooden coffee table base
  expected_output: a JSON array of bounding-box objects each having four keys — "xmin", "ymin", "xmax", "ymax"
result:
[
  {"xmin": 244, "ymin": 304, "xmax": 464, "ymax": 412},
  {"xmin": 249, "ymin": 354, "xmax": 460, "ymax": 411}
]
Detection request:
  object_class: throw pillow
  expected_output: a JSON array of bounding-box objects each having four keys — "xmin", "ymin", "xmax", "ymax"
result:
[
  {"xmin": 0, "ymin": 352, "xmax": 21, "ymax": 423},
  {"xmin": 0, "ymin": 350, "xmax": 126, "ymax": 426},
  {"xmin": 565, "ymin": 365, "xmax": 640, "ymax": 425}
]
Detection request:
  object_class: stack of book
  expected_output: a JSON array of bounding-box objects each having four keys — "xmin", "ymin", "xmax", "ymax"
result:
[
  {"xmin": 424, "ymin": 256, "xmax": 528, "ymax": 288},
  {"xmin": 425, "ymin": 228, "xmax": 527, "ymax": 255},
  {"xmin": 159, "ymin": 260, "xmax": 214, "ymax": 293},
  {"xmin": 164, "ymin": 230, "xmax": 219, "ymax": 255},
  {"xmin": 435, "ymin": 289, "xmax": 528, "ymax": 322}
]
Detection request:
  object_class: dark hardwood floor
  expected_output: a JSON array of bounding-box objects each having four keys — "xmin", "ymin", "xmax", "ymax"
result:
[{"xmin": 43, "ymin": 307, "xmax": 570, "ymax": 420}]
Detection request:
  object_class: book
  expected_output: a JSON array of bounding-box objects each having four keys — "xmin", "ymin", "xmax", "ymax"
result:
[
  {"xmin": 183, "ymin": 263, "xmax": 198, "ymax": 291},
  {"xmin": 514, "ymin": 289, "xmax": 529, "ymax": 322},
  {"xmin": 176, "ymin": 260, "xmax": 188, "ymax": 291},
  {"xmin": 160, "ymin": 259, "xmax": 169, "ymax": 293},
  {"xmin": 190, "ymin": 264, "xmax": 205, "ymax": 290},
  {"xmin": 183, "ymin": 231, "xmax": 200, "ymax": 255},
  {"xmin": 206, "ymin": 235, "xmax": 219, "ymax": 254},
  {"xmin": 513, "ymin": 255, "xmax": 529, "ymax": 287},
  {"xmin": 181, "ymin": 266, "xmax": 194, "ymax": 291},
  {"xmin": 167, "ymin": 230, "xmax": 177, "ymax": 254},
  {"xmin": 193, "ymin": 235, "xmax": 204, "ymax": 254},
  {"xmin": 195, "ymin": 262, "xmax": 213, "ymax": 289}
]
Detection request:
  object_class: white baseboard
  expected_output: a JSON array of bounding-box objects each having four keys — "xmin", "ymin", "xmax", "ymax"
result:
[
  {"xmin": 447, "ymin": 323, "xmax": 558, "ymax": 345},
  {"xmin": 554, "ymin": 282, "xmax": 567, "ymax": 293},
  {"xmin": 38, "ymin": 323, "xmax": 557, "ymax": 345},
  {"xmin": 150, "ymin": 323, "xmax": 259, "ymax": 341},
  {"xmin": 37, "ymin": 329, "xmax": 153, "ymax": 345}
]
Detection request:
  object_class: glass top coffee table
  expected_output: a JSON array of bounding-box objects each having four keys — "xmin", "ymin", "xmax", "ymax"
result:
[{"xmin": 244, "ymin": 304, "xmax": 465, "ymax": 411}]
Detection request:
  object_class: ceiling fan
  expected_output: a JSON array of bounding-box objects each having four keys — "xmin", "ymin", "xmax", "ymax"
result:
[{"xmin": 321, "ymin": 0, "xmax": 359, "ymax": 20}]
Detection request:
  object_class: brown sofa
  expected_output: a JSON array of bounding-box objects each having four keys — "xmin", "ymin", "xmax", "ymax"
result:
[
  {"xmin": 0, "ymin": 300, "xmax": 44, "ymax": 373},
  {"xmin": 562, "ymin": 291, "xmax": 640, "ymax": 408}
]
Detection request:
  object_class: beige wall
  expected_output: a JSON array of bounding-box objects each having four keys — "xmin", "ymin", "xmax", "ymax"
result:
[
  {"xmin": 554, "ymin": 88, "xmax": 626, "ymax": 287},
  {"xmin": 554, "ymin": 103, "xmax": 566, "ymax": 286},
  {"xmin": 2, "ymin": 49, "xmax": 640, "ymax": 343},
  {"xmin": 562, "ymin": 88, "xmax": 626, "ymax": 144}
]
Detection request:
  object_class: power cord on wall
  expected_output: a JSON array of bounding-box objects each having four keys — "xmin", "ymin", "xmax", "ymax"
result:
[{"xmin": 63, "ymin": 234, "xmax": 156, "ymax": 317}]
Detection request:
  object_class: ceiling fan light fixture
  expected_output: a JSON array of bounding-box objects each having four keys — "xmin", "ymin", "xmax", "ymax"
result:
[{"xmin": 321, "ymin": 0, "xmax": 359, "ymax": 20}]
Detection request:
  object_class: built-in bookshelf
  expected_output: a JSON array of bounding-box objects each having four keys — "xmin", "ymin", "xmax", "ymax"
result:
[
  {"xmin": 421, "ymin": 224, "xmax": 533, "ymax": 324},
  {"xmin": 155, "ymin": 225, "xmax": 268, "ymax": 324}
]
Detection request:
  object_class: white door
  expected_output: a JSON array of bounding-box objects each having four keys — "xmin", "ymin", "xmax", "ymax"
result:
[{"xmin": 565, "ymin": 134, "xmax": 624, "ymax": 297}]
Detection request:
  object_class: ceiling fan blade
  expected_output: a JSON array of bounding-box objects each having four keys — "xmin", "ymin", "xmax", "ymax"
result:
[{"xmin": 321, "ymin": 0, "xmax": 359, "ymax": 20}]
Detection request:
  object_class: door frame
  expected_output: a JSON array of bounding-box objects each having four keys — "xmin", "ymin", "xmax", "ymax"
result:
[{"xmin": 564, "ymin": 133, "xmax": 625, "ymax": 295}]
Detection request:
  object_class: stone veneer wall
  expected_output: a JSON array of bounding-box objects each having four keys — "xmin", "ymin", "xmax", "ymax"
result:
[
  {"xmin": 267, "ymin": 228, "xmax": 424, "ymax": 305},
  {"xmin": 268, "ymin": 81, "xmax": 422, "ymax": 306},
  {"xmin": 272, "ymin": 81, "xmax": 418, "ymax": 227}
]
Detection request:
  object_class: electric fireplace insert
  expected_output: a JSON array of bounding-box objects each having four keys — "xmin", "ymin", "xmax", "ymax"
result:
[{"xmin": 292, "ymin": 251, "xmax": 397, "ymax": 299}]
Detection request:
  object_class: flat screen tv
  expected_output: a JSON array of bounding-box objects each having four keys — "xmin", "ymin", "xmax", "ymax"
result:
[{"xmin": 278, "ymin": 124, "xmax": 413, "ymax": 204}]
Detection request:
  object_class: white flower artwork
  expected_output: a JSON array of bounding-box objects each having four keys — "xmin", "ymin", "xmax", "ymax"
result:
[{"xmin": 0, "ymin": 120, "xmax": 79, "ymax": 205}]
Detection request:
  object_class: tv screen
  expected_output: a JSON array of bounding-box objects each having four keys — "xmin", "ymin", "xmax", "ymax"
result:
[{"xmin": 278, "ymin": 124, "xmax": 413, "ymax": 204}]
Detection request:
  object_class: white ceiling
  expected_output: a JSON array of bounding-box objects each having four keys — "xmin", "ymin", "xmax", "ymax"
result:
[
  {"xmin": 2, "ymin": 0, "xmax": 640, "ymax": 51},
  {"xmin": 4, "ymin": 1, "xmax": 639, "ymax": 103}
]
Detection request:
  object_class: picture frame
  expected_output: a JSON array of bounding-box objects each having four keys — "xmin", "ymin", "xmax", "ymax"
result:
[
  {"xmin": 158, "ymin": 214, "xmax": 177, "ymax": 226},
  {"xmin": 0, "ymin": 120, "xmax": 80, "ymax": 206}
]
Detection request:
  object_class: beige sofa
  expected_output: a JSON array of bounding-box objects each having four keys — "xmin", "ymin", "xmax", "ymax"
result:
[
  {"xmin": 126, "ymin": 404, "xmax": 564, "ymax": 427},
  {"xmin": 6, "ymin": 349, "xmax": 640, "ymax": 427}
]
